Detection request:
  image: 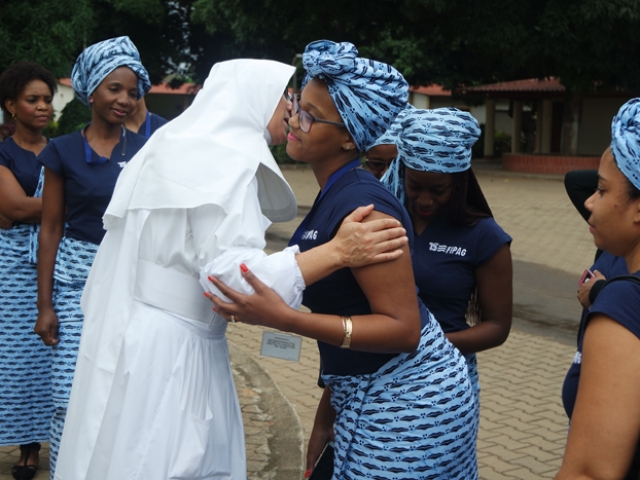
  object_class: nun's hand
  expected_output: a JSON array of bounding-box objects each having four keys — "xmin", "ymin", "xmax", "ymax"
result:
[
  {"xmin": 205, "ymin": 264, "xmax": 291, "ymax": 329},
  {"xmin": 331, "ymin": 204, "xmax": 408, "ymax": 268}
]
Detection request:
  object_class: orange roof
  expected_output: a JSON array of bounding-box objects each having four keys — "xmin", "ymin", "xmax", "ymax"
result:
[
  {"xmin": 465, "ymin": 78, "xmax": 564, "ymax": 93},
  {"xmin": 410, "ymin": 85, "xmax": 452, "ymax": 96},
  {"xmin": 58, "ymin": 78, "xmax": 200, "ymax": 95}
]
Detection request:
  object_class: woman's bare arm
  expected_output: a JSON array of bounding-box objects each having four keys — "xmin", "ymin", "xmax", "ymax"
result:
[
  {"xmin": 555, "ymin": 315, "xmax": 640, "ymax": 479},
  {"xmin": 295, "ymin": 204, "xmax": 408, "ymax": 286},
  {"xmin": 35, "ymin": 167, "xmax": 65, "ymax": 345},
  {"xmin": 0, "ymin": 165, "xmax": 42, "ymax": 223},
  {"xmin": 446, "ymin": 244, "xmax": 513, "ymax": 355},
  {"xmin": 208, "ymin": 210, "xmax": 421, "ymax": 353}
]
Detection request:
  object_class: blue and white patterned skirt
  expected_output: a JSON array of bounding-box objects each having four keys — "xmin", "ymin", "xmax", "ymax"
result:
[
  {"xmin": 323, "ymin": 315, "xmax": 478, "ymax": 480},
  {"xmin": 0, "ymin": 223, "xmax": 54, "ymax": 446},
  {"xmin": 48, "ymin": 237, "xmax": 98, "ymax": 479}
]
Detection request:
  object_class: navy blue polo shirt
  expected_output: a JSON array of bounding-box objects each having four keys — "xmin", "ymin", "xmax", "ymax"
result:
[
  {"xmin": 412, "ymin": 216, "xmax": 511, "ymax": 333},
  {"xmin": 138, "ymin": 112, "xmax": 168, "ymax": 138},
  {"xmin": 38, "ymin": 129, "xmax": 147, "ymax": 244},
  {"xmin": 0, "ymin": 137, "xmax": 42, "ymax": 197},
  {"xmin": 562, "ymin": 252, "xmax": 629, "ymax": 418},
  {"xmin": 290, "ymin": 166, "xmax": 428, "ymax": 376}
]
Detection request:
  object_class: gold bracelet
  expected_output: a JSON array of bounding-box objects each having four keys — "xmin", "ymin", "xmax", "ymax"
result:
[{"xmin": 340, "ymin": 316, "xmax": 352, "ymax": 349}]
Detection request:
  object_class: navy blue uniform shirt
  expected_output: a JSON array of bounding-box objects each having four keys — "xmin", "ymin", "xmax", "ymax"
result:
[
  {"xmin": 290, "ymin": 167, "xmax": 429, "ymax": 376},
  {"xmin": 38, "ymin": 129, "xmax": 147, "ymax": 244},
  {"xmin": 412, "ymin": 216, "xmax": 511, "ymax": 333},
  {"xmin": 0, "ymin": 137, "xmax": 42, "ymax": 197}
]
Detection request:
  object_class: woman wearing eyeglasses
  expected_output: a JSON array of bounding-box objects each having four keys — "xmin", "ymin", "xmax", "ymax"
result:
[
  {"xmin": 53, "ymin": 58, "xmax": 407, "ymax": 480},
  {"xmin": 364, "ymin": 106, "xmax": 413, "ymax": 179},
  {"xmin": 208, "ymin": 40, "xmax": 479, "ymax": 480}
]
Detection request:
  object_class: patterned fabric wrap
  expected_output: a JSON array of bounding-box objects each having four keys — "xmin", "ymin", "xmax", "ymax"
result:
[
  {"xmin": 48, "ymin": 237, "xmax": 98, "ymax": 479},
  {"xmin": 611, "ymin": 97, "xmax": 640, "ymax": 191},
  {"xmin": 322, "ymin": 315, "xmax": 479, "ymax": 479},
  {"xmin": 368, "ymin": 106, "xmax": 415, "ymax": 150},
  {"xmin": 302, "ymin": 40, "xmax": 409, "ymax": 152},
  {"xmin": 71, "ymin": 36, "xmax": 151, "ymax": 107},
  {"xmin": 0, "ymin": 223, "xmax": 54, "ymax": 446},
  {"xmin": 381, "ymin": 108, "xmax": 481, "ymax": 205}
]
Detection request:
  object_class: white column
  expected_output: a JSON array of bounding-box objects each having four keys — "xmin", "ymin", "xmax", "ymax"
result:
[
  {"xmin": 484, "ymin": 98, "xmax": 496, "ymax": 158},
  {"xmin": 511, "ymin": 101, "xmax": 523, "ymax": 153}
]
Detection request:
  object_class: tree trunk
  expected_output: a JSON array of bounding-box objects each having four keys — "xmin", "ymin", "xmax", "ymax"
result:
[{"xmin": 560, "ymin": 88, "xmax": 582, "ymax": 155}]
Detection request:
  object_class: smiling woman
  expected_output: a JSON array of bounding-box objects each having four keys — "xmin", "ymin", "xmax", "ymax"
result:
[{"xmin": 33, "ymin": 36, "xmax": 151, "ymax": 479}]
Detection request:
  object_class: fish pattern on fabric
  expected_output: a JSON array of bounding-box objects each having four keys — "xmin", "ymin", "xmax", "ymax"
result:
[
  {"xmin": 0, "ymin": 169, "xmax": 53, "ymax": 446},
  {"xmin": 611, "ymin": 97, "xmax": 640, "ymax": 191},
  {"xmin": 381, "ymin": 108, "xmax": 481, "ymax": 205},
  {"xmin": 323, "ymin": 316, "xmax": 479, "ymax": 480},
  {"xmin": 48, "ymin": 237, "xmax": 98, "ymax": 479},
  {"xmin": 71, "ymin": 36, "xmax": 151, "ymax": 106},
  {"xmin": 302, "ymin": 40, "xmax": 409, "ymax": 152}
]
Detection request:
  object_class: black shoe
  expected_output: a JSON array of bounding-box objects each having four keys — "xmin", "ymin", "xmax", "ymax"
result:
[{"xmin": 11, "ymin": 442, "xmax": 40, "ymax": 480}]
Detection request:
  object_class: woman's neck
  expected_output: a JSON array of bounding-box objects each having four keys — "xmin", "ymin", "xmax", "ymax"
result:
[
  {"xmin": 12, "ymin": 124, "xmax": 47, "ymax": 154},
  {"xmin": 311, "ymin": 154, "xmax": 359, "ymax": 190},
  {"xmin": 624, "ymin": 238, "xmax": 640, "ymax": 274},
  {"xmin": 86, "ymin": 117, "xmax": 123, "ymax": 143},
  {"xmin": 85, "ymin": 116, "xmax": 124, "ymax": 158}
]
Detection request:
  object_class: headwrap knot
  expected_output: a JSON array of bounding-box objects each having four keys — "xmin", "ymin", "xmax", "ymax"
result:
[
  {"xmin": 302, "ymin": 40, "xmax": 409, "ymax": 152},
  {"xmin": 611, "ymin": 98, "xmax": 640, "ymax": 191},
  {"xmin": 303, "ymin": 41, "xmax": 358, "ymax": 78},
  {"xmin": 381, "ymin": 108, "xmax": 480, "ymax": 204},
  {"xmin": 72, "ymin": 36, "xmax": 151, "ymax": 107}
]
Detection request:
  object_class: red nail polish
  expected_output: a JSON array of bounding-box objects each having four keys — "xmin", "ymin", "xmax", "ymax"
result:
[
  {"xmin": 240, "ymin": 263, "xmax": 248, "ymax": 273},
  {"xmin": 304, "ymin": 470, "xmax": 311, "ymax": 478},
  {"xmin": 203, "ymin": 292, "xmax": 208, "ymax": 297},
  {"xmin": 208, "ymin": 276, "xmax": 214, "ymax": 282}
]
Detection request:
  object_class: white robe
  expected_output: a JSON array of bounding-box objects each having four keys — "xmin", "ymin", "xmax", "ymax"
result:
[{"xmin": 55, "ymin": 177, "xmax": 304, "ymax": 480}]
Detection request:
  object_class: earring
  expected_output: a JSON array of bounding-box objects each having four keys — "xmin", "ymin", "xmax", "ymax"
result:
[{"xmin": 11, "ymin": 112, "xmax": 16, "ymax": 121}]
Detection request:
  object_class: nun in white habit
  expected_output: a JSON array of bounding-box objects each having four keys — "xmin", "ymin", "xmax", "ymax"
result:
[{"xmin": 54, "ymin": 59, "xmax": 407, "ymax": 480}]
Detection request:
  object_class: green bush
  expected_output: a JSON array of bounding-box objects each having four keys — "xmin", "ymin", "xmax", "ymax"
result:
[{"xmin": 55, "ymin": 98, "xmax": 92, "ymax": 137}]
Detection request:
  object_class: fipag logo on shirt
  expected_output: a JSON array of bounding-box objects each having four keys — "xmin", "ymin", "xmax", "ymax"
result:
[
  {"xmin": 429, "ymin": 242, "xmax": 467, "ymax": 256},
  {"xmin": 301, "ymin": 230, "xmax": 318, "ymax": 240}
]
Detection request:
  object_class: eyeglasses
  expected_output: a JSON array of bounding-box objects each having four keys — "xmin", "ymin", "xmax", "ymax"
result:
[
  {"xmin": 365, "ymin": 160, "xmax": 393, "ymax": 172},
  {"xmin": 293, "ymin": 94, "xmax": 346, "ymax": 133}
]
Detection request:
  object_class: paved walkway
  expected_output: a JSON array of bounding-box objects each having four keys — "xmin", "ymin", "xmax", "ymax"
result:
[{"xmin": 0, "ymin": 161, "xmax": 596, "ymax": 479}]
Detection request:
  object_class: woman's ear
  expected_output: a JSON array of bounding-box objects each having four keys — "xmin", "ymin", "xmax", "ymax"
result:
[
  {"xmin": 4, "ymin": 99, "xmax": 15, "ymax": 117},
  {"xmin": 633, "ymin": 198, "xmax": 640, "ymax": 224}
]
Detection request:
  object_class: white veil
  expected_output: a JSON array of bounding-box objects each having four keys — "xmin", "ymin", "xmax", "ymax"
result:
[{"xmin": 105, "ymin": 59, "xmax": 297, "ymax": 225}]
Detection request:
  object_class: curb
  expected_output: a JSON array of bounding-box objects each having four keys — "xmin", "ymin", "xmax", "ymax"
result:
[{"xmin": 229, "ymin": 343, "xmax": 305, "ymax": 480}]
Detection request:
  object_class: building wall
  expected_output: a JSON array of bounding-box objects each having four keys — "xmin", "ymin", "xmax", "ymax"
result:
[
  {"xmin": 145, "ymin": 94, "xmax": 194, "ymax": 120},
  {"xmin": 578, "ymin": 97, "xmax": 630, "ymax": 155},
  {"xmin": 52, "ymin": 84, "xmax": 75, "ymax": 121}
]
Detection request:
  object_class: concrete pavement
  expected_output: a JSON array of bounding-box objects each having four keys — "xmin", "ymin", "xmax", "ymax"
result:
[{"xmin": 0, "ymin": 160, "xmax": 596, "ymax": 479}]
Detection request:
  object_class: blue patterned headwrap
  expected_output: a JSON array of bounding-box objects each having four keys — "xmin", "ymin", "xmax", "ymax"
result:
[
  {"xmin": 611, "ymin": 98, "xmax": 640, "ymax": 191},
  {"xmin": 71, "ymin": 36, "xmax": 151, "ymax": 107},
  {"xmin": 302, "ymin": 40, "xmax": 409, "ymax": 152},
  {"xmin": 381, "ymin": 108, "xmax": 481, "ymax": 204},
  {"xmin": 368, "ymin": 106, "xmax": 416, "ymax": 151}
]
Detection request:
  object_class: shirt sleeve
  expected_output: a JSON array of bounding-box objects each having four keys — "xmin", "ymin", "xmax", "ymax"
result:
[
  {"xmin": 474, "ymin": 217, "xmax": 512, "ymax": 266},
  {"xmin": 38, "ymin": 140, "xmax": 64, "ymax": 176},
  {"xmin": 193, "ymin": 177, "xmax": 305, "ymax": 309},
  {"xmin": 589, "ymin": 280, "xmax": 640, "ymax": 340}
]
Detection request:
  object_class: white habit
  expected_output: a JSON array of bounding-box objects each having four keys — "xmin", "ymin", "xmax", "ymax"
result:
[{"xmin": 55, "ymin": 60, "xmax": 301, "ymax": 480}]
